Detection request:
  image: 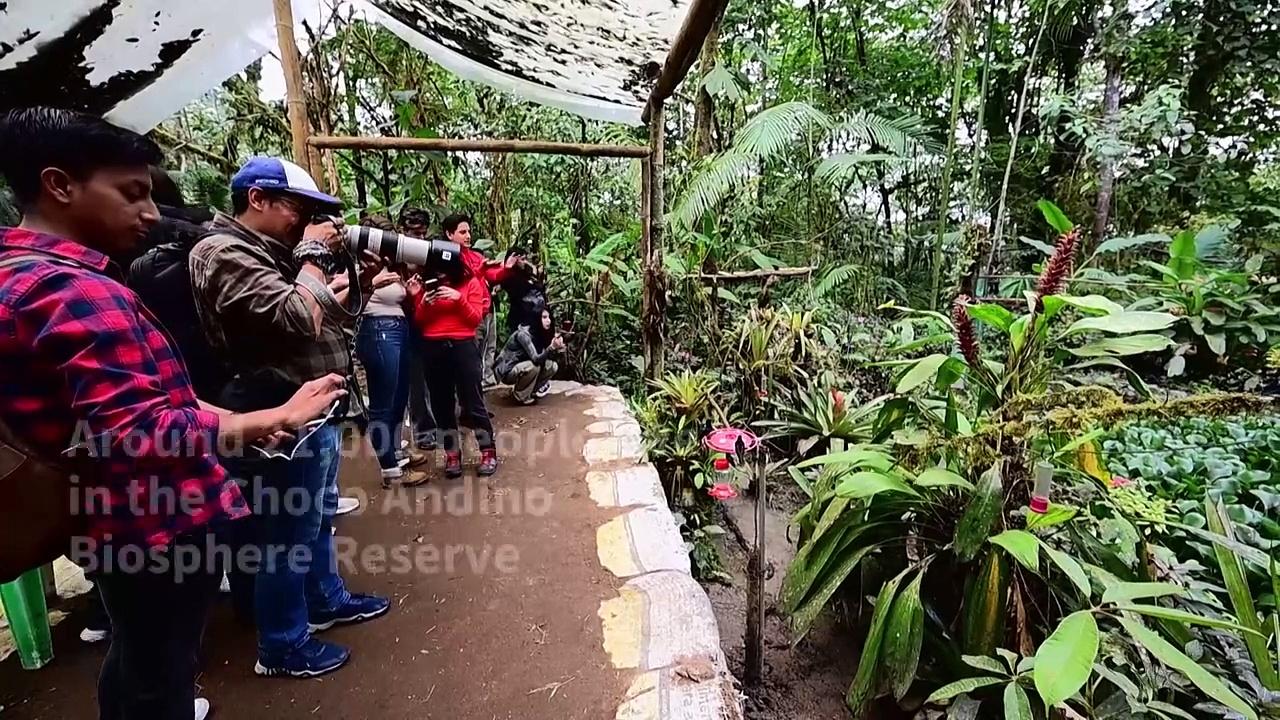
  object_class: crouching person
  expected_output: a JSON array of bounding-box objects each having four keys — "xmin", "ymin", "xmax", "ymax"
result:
[
  {"xmin": 188, "ymin": 157, "xmax": 390, "ymax": 679},
  {"xmin": 0, "ymin": 108, "xmax": 345, "ymax": 720},
  {"xmin": 496, "ymin": 309, "xmax": 565, "ymax": 405}
]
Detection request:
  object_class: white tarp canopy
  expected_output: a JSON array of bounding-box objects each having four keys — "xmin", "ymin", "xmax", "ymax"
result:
[
  {"xmin": 0, "ymin": 0, "xmax": 689, "ymax": 130},
  {"xmin": 0, "ymin": 0, "xmax": 305, "ymax": 132}
]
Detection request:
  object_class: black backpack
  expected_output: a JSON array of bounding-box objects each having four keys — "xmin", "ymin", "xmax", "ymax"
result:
[{"xmin": 126, "ymin": 210, "xmax": 230, "ymax": 399}]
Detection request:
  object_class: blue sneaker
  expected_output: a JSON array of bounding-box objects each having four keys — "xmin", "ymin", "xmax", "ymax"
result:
[
  {"xmin": 254, "ymin": 638, "xmax": 350, "ymax": 678},
  {"xmin": 308, "ymin": 593, "xmax": 390, "ymax": 632}
]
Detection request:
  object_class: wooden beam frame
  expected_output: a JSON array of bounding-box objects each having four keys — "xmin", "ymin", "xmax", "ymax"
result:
[
  {"xmin": 641, "ymin": 0, "xmax": 731, "ymax": 123},
  {"xmin": 308, "ymin": 135, "xmax": 650, "ymax": 158}
]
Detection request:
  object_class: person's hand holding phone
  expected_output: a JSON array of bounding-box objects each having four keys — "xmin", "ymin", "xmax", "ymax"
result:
[
  {"xmin": 430, "ymin": 285, "xmax": 461, "ymax": 303},
  {"xmin": 281, "ymin": 373, "xmax": 347, "ymax": 428}
]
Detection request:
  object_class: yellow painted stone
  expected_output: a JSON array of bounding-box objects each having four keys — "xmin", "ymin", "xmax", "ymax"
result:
[
  {"xmin": 587, "ymin": 470, "xmax": 619, "ymax": 507},
  {"xmin": 597, "ymin": 515, "xmax": 640, "ymax": 577},
  {"xmin": 599, "ymin": 587, "xmax": 645, "ymax": 669}
]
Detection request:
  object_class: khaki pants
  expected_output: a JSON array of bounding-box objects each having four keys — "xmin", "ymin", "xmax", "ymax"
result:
[
  {"xmin": 503, "ymin": 359, "xmax": 558, "ymax": 404},
  {"xmin": 476, "ymin": 310, "xmax": 498, "ymax": 387}
]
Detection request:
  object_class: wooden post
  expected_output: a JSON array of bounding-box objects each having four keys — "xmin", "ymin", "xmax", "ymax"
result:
[
  {"xmin": 641, "ymin": 101, "xmax": 667, "ymax": 380},
  {"xmin": 744, "ymin": 453, "xmax": 766, "ymax": 688},
  {"xmin": 308, "ymin": 135, "xmax": 650, "ymax": 158},
  {"xmin": 272, "ymin": 0, "xmax": 312, "ymax": 173}
]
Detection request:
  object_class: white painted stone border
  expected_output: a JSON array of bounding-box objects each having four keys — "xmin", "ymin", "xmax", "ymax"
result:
[{"xmin": 543, "ymin": 381, "xmax": 744, "ymax": 720}]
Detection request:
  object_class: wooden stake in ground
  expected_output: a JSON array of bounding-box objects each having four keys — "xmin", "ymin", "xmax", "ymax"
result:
[{"xmin": 641, "ymin": 101, "xmax": 668, "ymax": 380}]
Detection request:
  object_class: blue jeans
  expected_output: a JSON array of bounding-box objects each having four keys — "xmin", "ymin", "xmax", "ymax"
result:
[
  {"xmin": 356, "ymin": 316, "xmax": 412, "ymax": 470},
  {"xmin": 254, "ymin": 422, "xmax": 351, "ymax": 661}
]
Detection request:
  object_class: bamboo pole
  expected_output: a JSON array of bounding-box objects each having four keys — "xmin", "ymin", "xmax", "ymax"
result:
[
  {"xmin": 697, "ymin": 266, "xmax": 816, "ymax": 283},
  {"xmin": 642, "ymin": 0, "xmax": 731, "ymax": 123},
  {"xmin": 641, "ymin": 101, "xmax": 667, "ymax": 380},
  {"xmin": 272, "ymin": 0, "xmax": 312, "ymax": 173},
  {"xmin": 308, "ymin": 135, "xmax": 650, "ymax": 158}
]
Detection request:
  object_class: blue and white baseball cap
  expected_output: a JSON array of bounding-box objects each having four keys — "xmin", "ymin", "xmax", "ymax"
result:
[{"xmin": 231, "ymin": 157, "xmax": 342, "ymax": 208}]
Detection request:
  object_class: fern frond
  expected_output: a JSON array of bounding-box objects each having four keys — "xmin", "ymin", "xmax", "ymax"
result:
[
  {"xmin": 732, "ymin": 101, "xmax": 833, "ymax": 158},
  {"xmin": 670, "ymin": 152, "xmax": 757, "ymax": 230}
]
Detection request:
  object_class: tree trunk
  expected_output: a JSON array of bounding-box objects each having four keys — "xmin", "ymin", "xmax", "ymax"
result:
[
  {"xmin": 1093, "ymin": 54, "xmax": 1122, "ymax": 243},
  {"xmin": 642, "ymin": 103, "xmax": 668, "ymax": 380},
  {"xmin": 692, "ymin": 18, "xmax": 722, "ymax": 158}
]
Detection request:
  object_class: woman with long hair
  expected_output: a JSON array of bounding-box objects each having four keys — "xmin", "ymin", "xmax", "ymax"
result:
[
  {"xmin": 496, "ymin": 308, "xmax": 564, "ymax": 405},
  {"xmin": 407, "ymin": 257, "xmax": 498, "ymax": 478}
]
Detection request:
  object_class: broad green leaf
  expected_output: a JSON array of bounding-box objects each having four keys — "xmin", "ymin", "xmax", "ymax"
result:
[
  {"xmin": 1069, "ymin": 357, "xmax": 1153, "ymax": 400},
  {"xmin": 1037, "ymin": 199, "xmax": 1074, "ymax": 234},
  {"xmin": 1044, "ymin": 546, "xmax": 1091, "ymax": 598},
  {"xmin": 963, "ymin": 655, "xmax": 1008, "ymax": 675},
  {"xmin": 1025, "ymin": 504, "xmax": 1079, "ymax": 530},
  {"xmin": 1147, "ymin": 701, "xmax": 1198, "ymax": 720},
  {"xmin": 1115, "ymin": 604, "xmax": 1265, "ymax": 637},
  {"xmin": 789, "ymin": 545, "xmax": 878, "ymax": 641},
  {"xmin": 1020, "ymin": 236, "xmax": 1057, "ymax": 256},
  {"xmin": 1065, "ymin": 311, "xmax": 1177, "ymax": 336},
  {"xmin": 1093, "ymin": 233, "xmax": 1170, "ymax": 255},
  {"xmin": 1101, "ymin": 582, "xmax": 1185, "ymax": 605},
  {"xmin": 1010, "ymin": 316, "xmax": 1030, "ymax": 352},
  {"xmin": 963, "ymin": 550, "xmax": 1010, "ymax": 656},
  {"xmin": 1205, "ymin": 333, "xmax": 1226, "ymax": 356},
  {"xmin": 1003, "ymin": 682, "xmax": 1033, "ymax": 720},
  {"xmin": 884, "ymin": 571, "xmax": 926, "ymax": 700},
  {"xmin": 796, "ymin": 448, "xmax": 893, "ymax": 470},
  {"xmin": 846, "ymin": 568, "xmax": 911, "ymax": 716},
  {"xmin": 924, "ymin": 677, "xmax": 1005, "ymax": 706},
  {"xmin": 1195, "ymin": 224, "xmax": 1227, "ymax": 259},
  {"xmin": 1205, "ymin": 500, "xmax": 1280, "ymax": 688},
  {"xmin": 990, "ymin": 530, "xmax": 1041, "ymax": 572},
  {"xmin": 898, "ymin": 354, "xmax": 950, "ymax": 393},
  {"xmin": 1055, "ymin": 294, "xmax": 1124, "ymax": 316},
  {"xmin": 954, "ymin": 462, "xmax": 1003, "ymax": 562},
  {"xmin": 835, "ymin": 471, "xmax": 921, "ymax": 499},
  {"xmin": 968, "ymin": 304, "xmax": 1016, "ymax": 332},
  {"xmin": 1169, "ymin": 230, "xmax": 1198, "ymax": 279},
  {"xmin": 1119, "ymin": 617, "xmax": 1256, "ymax": 720},
  {"xmin": 1068, "ymin": 334, "xmax": 1175, "ymax": 358},
  {"xmin": 1034, "ymin": 611, "xmax": 1099, "ymax": 710},
  {"xmin": 917, "ymin": 467, "xmax": 974, "ymax": 491}
]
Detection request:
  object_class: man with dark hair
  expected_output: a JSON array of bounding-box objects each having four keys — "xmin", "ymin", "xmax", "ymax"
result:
[
  {"xmin": 0, "ymin": 108, "xmax": 344, "ymax": 720},
  {"xmin": 189, "ymin": 157, "xmax": 390, "ymax": 679},
  {"xmin": 397, "ymin": 207, "xmax": 438, "ymax": 460}
]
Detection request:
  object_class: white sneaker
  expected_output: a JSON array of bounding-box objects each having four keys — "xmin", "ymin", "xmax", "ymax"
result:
[
  {"xmin": 79, "ymin": 627, "xmax": 109, "ymax": 643},
  {"xmin": 194, "ymin": 698, "xmax": 211, "ymax": 720},
  {"xmin": 336, "ymin": 497, "xmax": 361, "ymax": 516},
  {"xmin": 219, "ymin": 574, "xmax": 231, "ymax": 594}
]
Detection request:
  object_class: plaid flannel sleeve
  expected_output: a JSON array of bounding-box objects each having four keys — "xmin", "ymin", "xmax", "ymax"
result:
[
  {"xmin": 25, "ymin": 271, "xmax": 222, "ymax": 458},
  {"xmin": 191, "ymin": 239, "xmax": 319, "ymax": 346}
]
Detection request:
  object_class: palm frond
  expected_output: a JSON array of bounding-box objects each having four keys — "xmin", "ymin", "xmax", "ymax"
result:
[
  {"xmin": 815, "ymin": 153, "xmax": 905, "ymax": 184},
  {"xmin": 813, "ymin": 264, "xmax": 866, "ymax": 299},
  {"xmin": 670, "ymin": 152, "xmax": 757, "ymax": 230},
  {"xmin": 829, "ymin": 110, "xmax": 938, "ymax": 157},
  {"xmin": 732, "ymin": 101, "xmax": 833, "ymax": 158}
]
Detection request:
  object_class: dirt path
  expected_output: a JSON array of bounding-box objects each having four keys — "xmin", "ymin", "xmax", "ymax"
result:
[{"xmin": 0, "ymin": 392, "xmax": 627, "ymax": 719}]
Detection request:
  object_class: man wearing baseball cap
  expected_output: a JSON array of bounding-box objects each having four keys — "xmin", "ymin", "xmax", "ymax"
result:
[{"xmin": 189, "ymin": 157, "xmax": 390, "ymax": 678}]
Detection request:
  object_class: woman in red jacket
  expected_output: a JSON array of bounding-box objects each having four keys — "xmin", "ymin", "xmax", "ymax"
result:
[{"xmin": 408, "ymin": 262, "xmax": 498, "ymax": 478}]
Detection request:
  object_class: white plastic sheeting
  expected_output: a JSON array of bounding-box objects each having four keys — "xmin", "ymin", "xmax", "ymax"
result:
[
  {"xmin": 365, "ymin": 0, "xmax": 689, "ymax": 125},
  {"xmin": 0, "ymin": 0, "xmax": 313, "ymax": 132},
  {"xmin": 0, "ymin": 0, "xmax": 684, "ymax": 130}
]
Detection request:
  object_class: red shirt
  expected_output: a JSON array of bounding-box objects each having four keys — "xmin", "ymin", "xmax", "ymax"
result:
[
  {"xmin": 0, "ymin": 229, "xmax": 247, "ymax": 550},
  {"xmin": 462, "ymin": 247, "xmax": 511, "ymax": 286},
  {"xmin": 410, "ymin": 274, "xmax": 491, "ymax": 340}
]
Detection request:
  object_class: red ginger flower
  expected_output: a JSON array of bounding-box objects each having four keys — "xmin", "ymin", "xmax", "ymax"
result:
[
  {"xmin": 1036, "ymin": 229, "xmax": 1080, "ymax": 297},
  {"xmin": 952, "ymin": 294, "xmax": 981, "ymax": 368},
  {"xmin": 831, "ymin": 389, "xmax": 846, "ymax": 415}
]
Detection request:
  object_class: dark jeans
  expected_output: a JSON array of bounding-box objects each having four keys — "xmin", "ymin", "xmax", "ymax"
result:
[
  {"xmin": 95, "ymin": 532, "xmax": 221, "ymax": 720},
  {"xmin": 356, "ymin": 316, "xmax": 412, "ymax": 470},
  {"xmin": 254, "ymin": 422, "xmax": 351, "ymax": 661},
  {"xmin": 422, "ymin": 338, "xmax": 495, "ymax": 452},
  {"xmin": 406, "ymin": 335, "xmax": 438, "ymax": 446}
]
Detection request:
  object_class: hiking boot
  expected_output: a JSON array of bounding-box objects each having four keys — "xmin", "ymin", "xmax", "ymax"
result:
[
  {"xmin": 336, "ymin": 497, "xmax": 361, "ymax": 516},
  {"xmin": 406, "ymin": 447, "xmax": 432, "ymax": 468},
  {"xmin": 254, "ymin": 638, "xmax": 350, "ymax": 678},
  {"xmin": 478, "ymin": 449, "xmax": 498, "ymax": 476},
  {"xmin": 309, "ymin": 593, "xmax": 390, "ymax": 632},
  {"xmin": 444, "ymin": 451, "xmax": 464, "ymax": 479},
  {"xmin": 194, "ymin": 698, "xmax": 211, "ymax": 720},
  {"xmin": 401, "ymin": 469, "xmax": 430, "ymax": 487}
]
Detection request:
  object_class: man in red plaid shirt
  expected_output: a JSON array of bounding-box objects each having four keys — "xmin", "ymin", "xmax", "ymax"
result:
[{"xmin": 0, "ymin": 108, "xmax": 346, "ymax": 720}]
